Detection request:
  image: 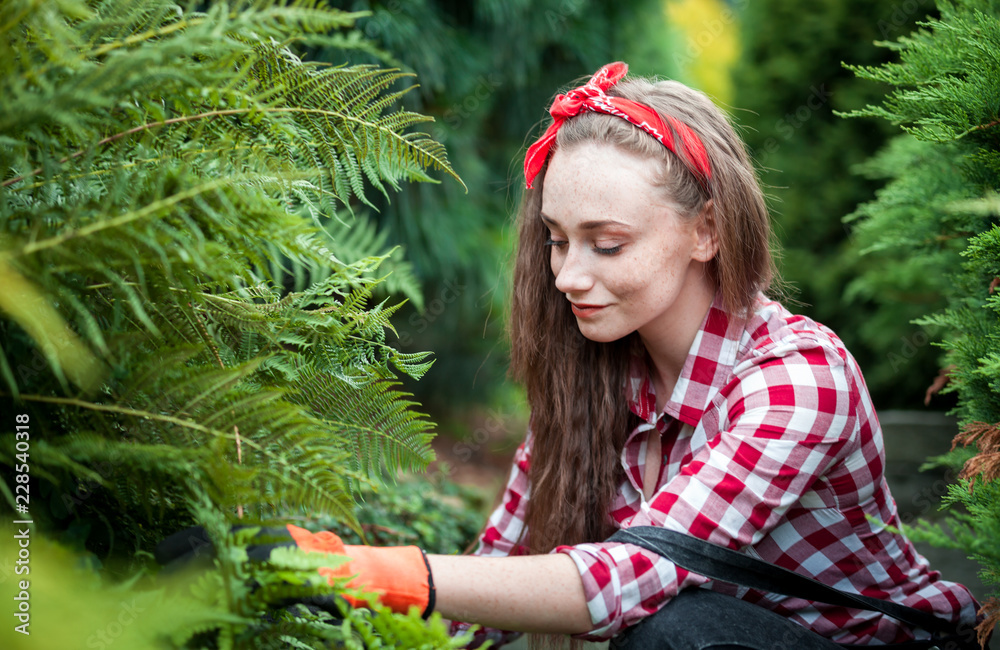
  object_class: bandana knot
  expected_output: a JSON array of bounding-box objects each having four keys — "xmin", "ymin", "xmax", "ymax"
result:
[
  {"xmin": 524, "ymin": 62, "xmax": 712, "ymax": 191},
  {"xmin": 549, "ymin": 62, "xmax": 627, "ymax": 119}
]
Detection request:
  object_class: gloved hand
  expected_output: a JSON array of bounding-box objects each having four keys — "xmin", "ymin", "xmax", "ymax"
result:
[{"xmin": 155, "ymin": 524, "xmax": 435, "ymax": 618}]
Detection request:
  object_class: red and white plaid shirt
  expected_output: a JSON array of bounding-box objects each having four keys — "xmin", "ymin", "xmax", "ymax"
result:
[{"xmin": 463, "ymin": 294, "xmax": 978, "ymax": 643}]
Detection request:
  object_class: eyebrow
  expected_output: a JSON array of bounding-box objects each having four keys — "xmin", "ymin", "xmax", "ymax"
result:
[{"xmin": 539, "ymin": 213, "xmax": 633, "ymax": 231}]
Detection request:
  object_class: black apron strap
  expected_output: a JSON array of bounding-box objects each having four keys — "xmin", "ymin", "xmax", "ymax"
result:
[{"xmin": 607, "ymin": 526, "xmax": 956, "ymax": 636}]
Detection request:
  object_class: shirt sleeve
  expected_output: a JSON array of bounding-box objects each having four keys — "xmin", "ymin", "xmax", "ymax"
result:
[{"xmin": 556, "ymin": 338, "xmax": 861, "ymax": 640}]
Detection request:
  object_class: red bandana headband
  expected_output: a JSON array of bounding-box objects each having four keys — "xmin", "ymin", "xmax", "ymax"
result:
[{"xmin": 523, "ymin": 62, "xmax": 712, "ymax": 190}]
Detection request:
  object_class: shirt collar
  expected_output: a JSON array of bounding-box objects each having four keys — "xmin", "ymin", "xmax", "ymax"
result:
[{"xmin": 627, "ymin": 292, "xmax": 747, "ymax": 428}]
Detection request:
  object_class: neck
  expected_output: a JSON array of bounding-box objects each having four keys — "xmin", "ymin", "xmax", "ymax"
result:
[{"xmin": 639, "ymin": 265, "xmax": 716, "ymax": 407}]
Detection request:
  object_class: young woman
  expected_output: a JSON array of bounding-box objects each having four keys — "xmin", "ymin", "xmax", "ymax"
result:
[{"xmin": 270, "ymin": 63, "xmax": 982, "ymax": 648}]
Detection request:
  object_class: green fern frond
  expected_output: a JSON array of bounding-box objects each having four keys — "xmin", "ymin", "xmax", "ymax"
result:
[
  {"xmin": 291, "ymin": 368, "xmax": 435, "ymax": 481},
  {"xmin": 1, "ymin": 2, "xmax": 455, "ymax": 646}
]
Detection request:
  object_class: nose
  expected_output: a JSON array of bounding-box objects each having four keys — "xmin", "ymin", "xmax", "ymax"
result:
[{"xmin": 553, "ymin": 245, "xmax": 594, "ymax": 295}]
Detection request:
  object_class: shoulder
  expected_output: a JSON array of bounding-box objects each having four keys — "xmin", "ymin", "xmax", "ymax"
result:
[
  {"xmin": 722, "ymin": 296, "xmax": 868, "ymax": 430},
  {"xmin": 669, "ymin": 294, "xmax": 863, "ymax": 429},
  {"xmin": 735, "ymin": 295, "xmax": 853, "ymax": 373},
  {"xmin": 716, "ymin": 301, "xmax": 872, "ymax": 446}
]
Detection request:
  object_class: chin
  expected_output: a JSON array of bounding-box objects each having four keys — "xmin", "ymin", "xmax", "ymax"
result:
[{"xmin": 576, "ymin": 324, "xmax": 629, "ymax": 344}]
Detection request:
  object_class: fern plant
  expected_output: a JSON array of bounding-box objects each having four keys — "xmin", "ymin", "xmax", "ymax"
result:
[{"xmin": 0, "ymin": 0, "xmax": 467, "ymax": 646}]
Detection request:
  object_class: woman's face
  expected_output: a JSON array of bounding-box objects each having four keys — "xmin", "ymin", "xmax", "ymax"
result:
[{"xmin": 540, "ymin": 142, "xmax": 717, "ymax": 345}]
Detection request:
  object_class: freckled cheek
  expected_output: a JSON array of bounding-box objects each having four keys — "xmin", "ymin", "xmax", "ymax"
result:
[
  {"xmin": 612, "ymin": 264, "xmax": 680, "ymax": 309},
  {"xmin": 604, "ymin": 264, "xmax": 649, "ymax": 300}
]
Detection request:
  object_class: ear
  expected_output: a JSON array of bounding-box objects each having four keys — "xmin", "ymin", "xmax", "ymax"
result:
[{"xmin": 691, "ymin": 199, "xmax": 719, "ymax": 263}]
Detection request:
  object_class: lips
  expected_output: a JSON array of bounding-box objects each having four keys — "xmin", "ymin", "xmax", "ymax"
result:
[{"xmin": 570, "ymin": 302, "xmax": 606, "ymax": 318}]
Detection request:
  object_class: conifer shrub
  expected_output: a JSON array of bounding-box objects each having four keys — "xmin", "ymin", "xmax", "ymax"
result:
[{"xmin": 842, "ymin": 0, "xmax": 1000, "ymax": 643}]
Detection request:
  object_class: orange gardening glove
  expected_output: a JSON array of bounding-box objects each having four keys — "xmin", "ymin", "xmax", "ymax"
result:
[{"xmin": 286, "ymin": 524, "xmax": 435, "ymax": 617}]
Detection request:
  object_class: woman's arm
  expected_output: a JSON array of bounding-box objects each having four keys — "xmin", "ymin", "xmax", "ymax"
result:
[{"xmin": 428, "ymin": 552, "xmax": 593, "ymax": 634}]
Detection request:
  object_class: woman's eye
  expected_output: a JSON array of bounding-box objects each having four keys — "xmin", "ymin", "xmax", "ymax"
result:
[
  {"xmin": 544, "ymin": 237, "xmax": 567, "ymax": 248},
  {"xmin": 594, "ymin": 244, "xmax": 623, "ymax": 255}
]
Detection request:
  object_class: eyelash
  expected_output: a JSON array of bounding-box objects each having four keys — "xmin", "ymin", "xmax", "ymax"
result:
[{"xmin": 545, "ymin": 238, "xmax": 622, "ymax": 255}]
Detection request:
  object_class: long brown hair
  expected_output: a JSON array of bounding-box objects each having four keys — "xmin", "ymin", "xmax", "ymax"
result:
[{"xmin": 508, "ymin": 74, "xmax": 777, "ymax": 557}]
